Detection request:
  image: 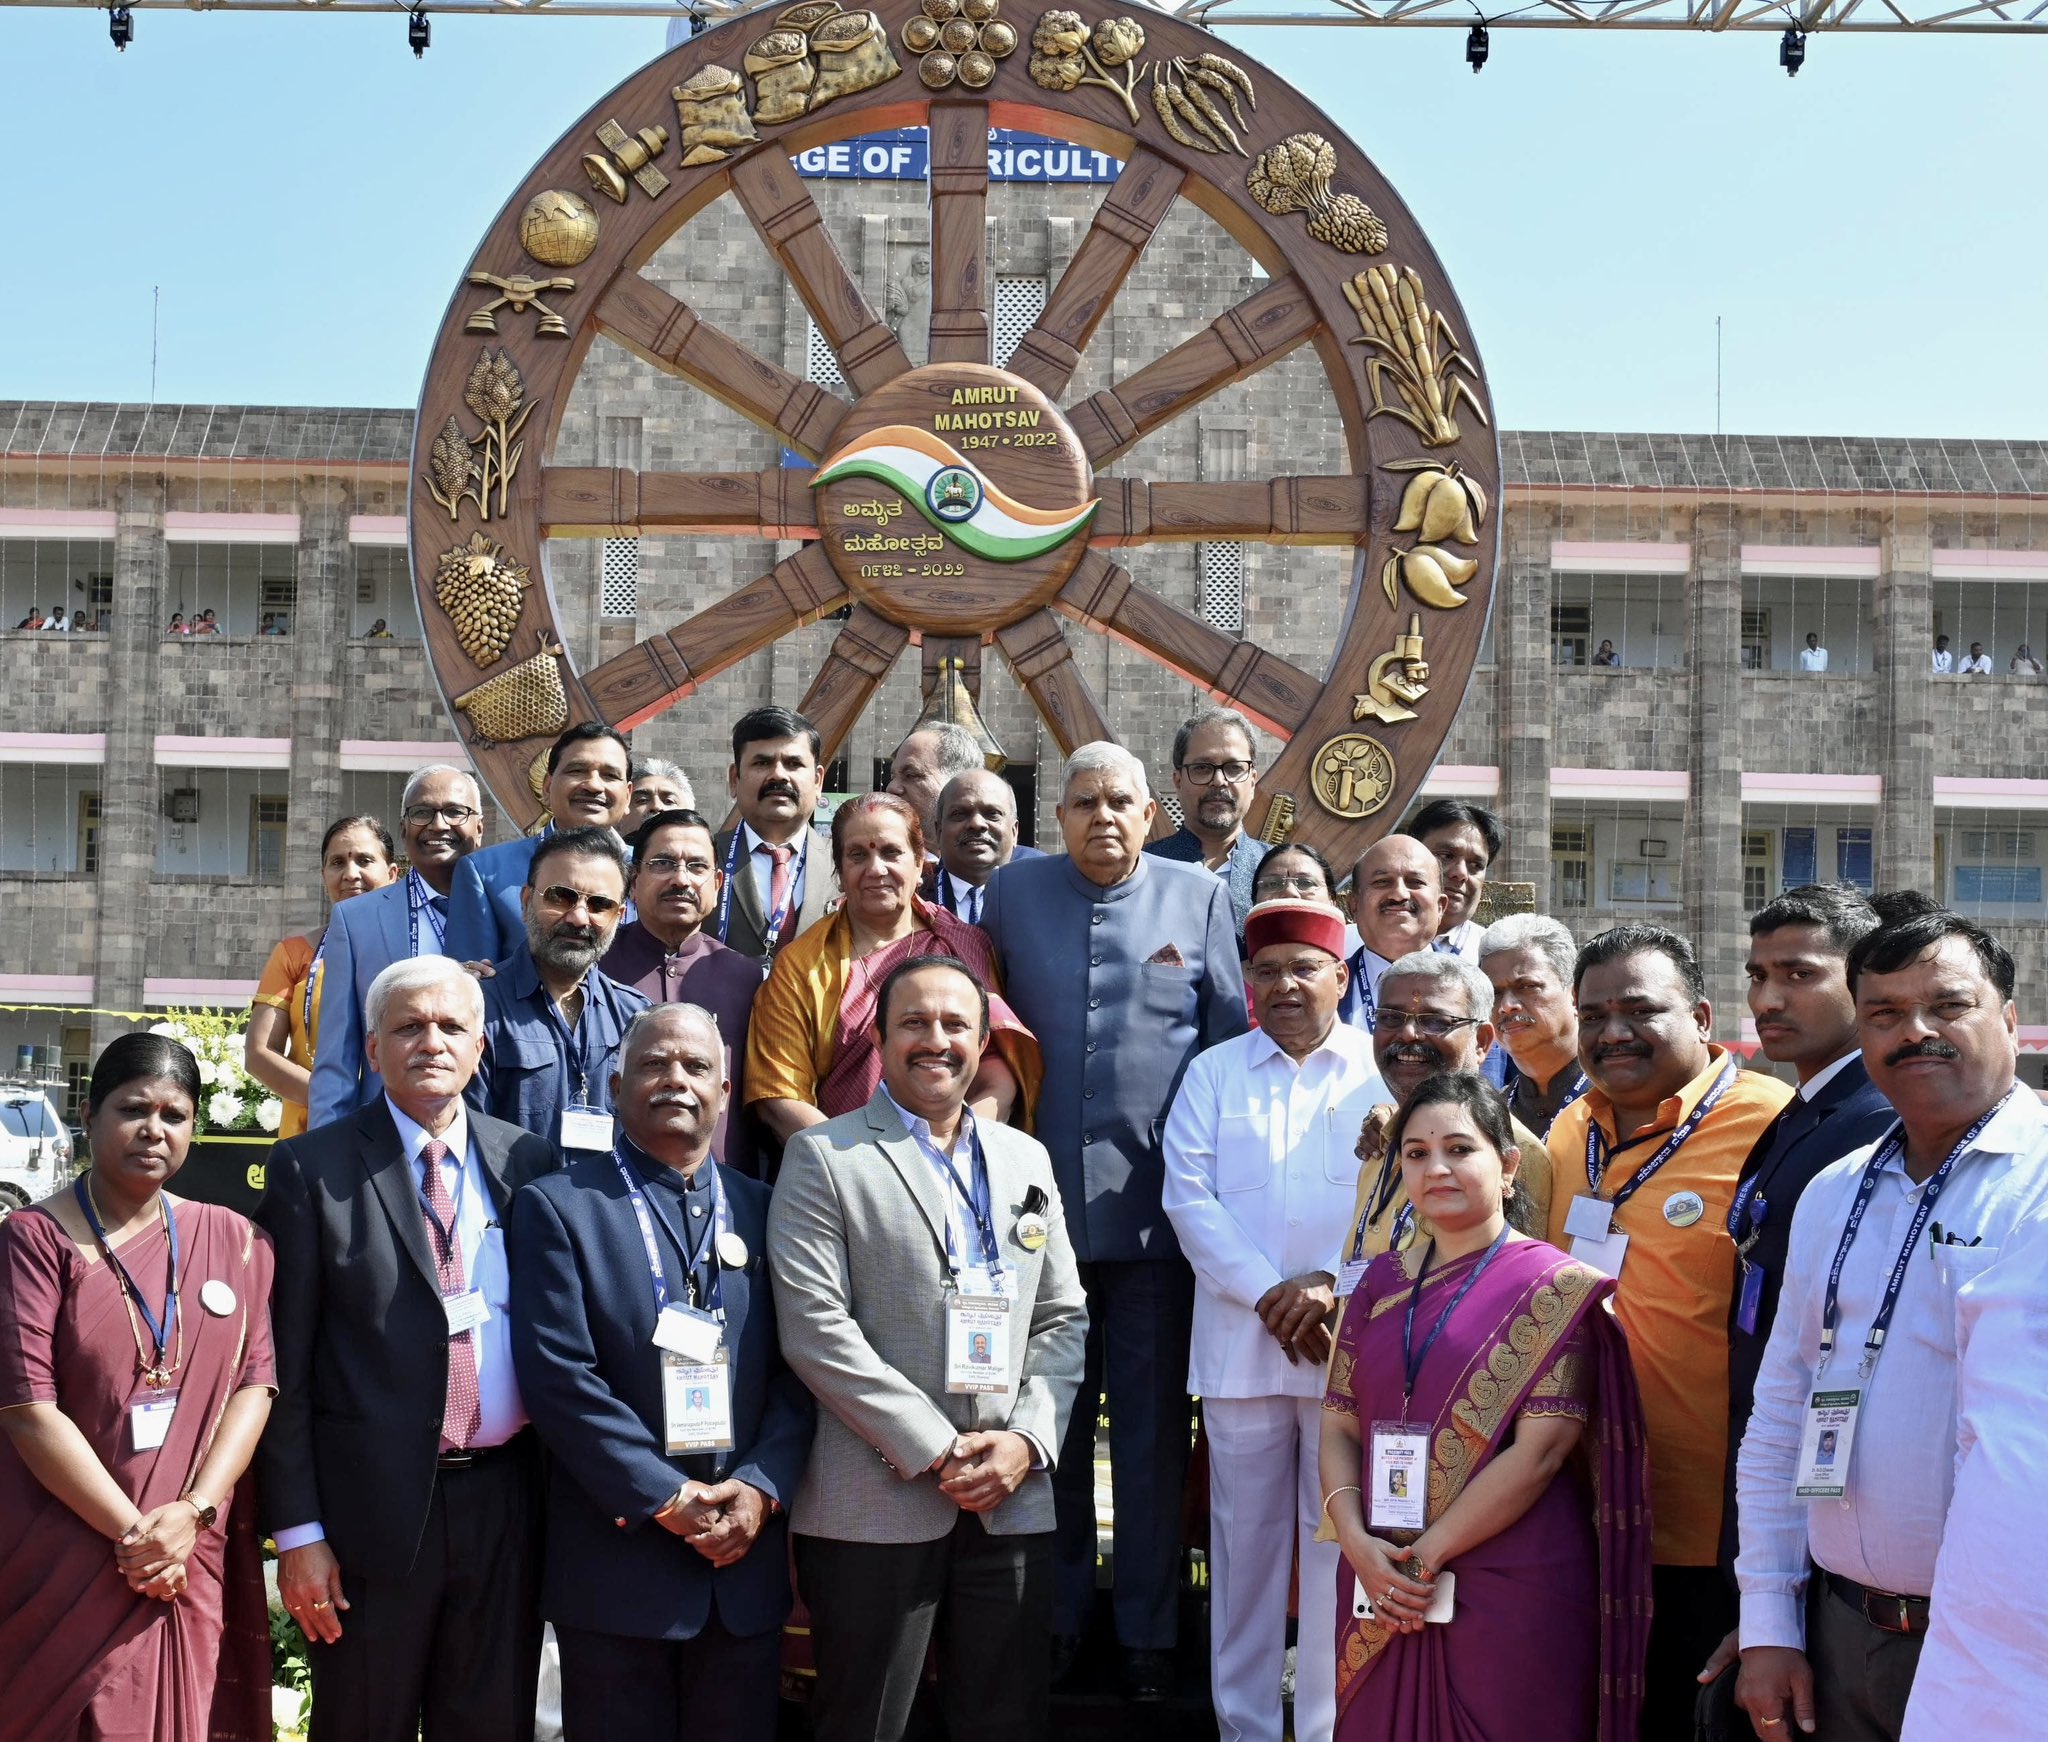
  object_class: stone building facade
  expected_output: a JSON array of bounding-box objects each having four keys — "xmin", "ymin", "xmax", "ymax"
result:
[{"xmin": 4, "ymin": 156, "xmax": 2046, "ymax": 1104}]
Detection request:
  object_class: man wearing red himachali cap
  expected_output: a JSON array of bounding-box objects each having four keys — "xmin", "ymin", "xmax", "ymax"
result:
[{"xmin": 1163, "ymin": 899, "xmax": 1389, "ymax": 1742}]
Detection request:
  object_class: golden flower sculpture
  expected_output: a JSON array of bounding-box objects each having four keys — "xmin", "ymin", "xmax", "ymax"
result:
[{"xmin": 1029, "ymin": 10, "xmax": 1146, "ymax": 123}]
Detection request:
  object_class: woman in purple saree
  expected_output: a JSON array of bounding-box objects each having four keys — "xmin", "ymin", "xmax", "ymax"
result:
[{"xmin": 1319, "ymin": 1072, "xmax": 1652, "ymax": 1742}]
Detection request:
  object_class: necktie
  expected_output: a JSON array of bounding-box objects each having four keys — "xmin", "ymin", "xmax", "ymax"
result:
[
  {"xmin": 421, "ymin": 1139, "xmax": 481, "ymax": 1450},
  {"xmin": 967, "ymin": 885, "xmax": 982, "ymax": 926},
  {"xmin": 765, "ymin": 843, "xmax": 795, "ymax": 943},
  {"xmin": 428, "ymin": 894, "xmax": 449, "ymax": 918}
]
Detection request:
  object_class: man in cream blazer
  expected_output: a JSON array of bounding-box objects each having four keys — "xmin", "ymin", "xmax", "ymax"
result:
[{"xmin": 769, "ymin": 953, "xmax": 1086, "ymax": 1742}]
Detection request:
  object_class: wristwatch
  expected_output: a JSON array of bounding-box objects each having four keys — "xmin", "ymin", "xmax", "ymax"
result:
[{"xmin": 182, "ymin": 1492, "xmax": 218, "ymax": 1531}]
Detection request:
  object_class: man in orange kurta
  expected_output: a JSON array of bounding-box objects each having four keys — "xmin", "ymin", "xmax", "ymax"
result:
[{"xmin": 1545, "ymin": 924, "xmax": 1791, "ymax": 1741}]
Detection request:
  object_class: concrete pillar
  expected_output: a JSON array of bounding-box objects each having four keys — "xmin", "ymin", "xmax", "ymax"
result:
[
  {"xmin": 1876, "ymin": 511, "xmax": 1936, "ymax": 896},
  {"xmin": 1686, "ymin": 507, "xmax": 1747, "ymax": 1037},
  {"xmin": 1495, "ymin": 502, "xmax": 1557, "ymax": 904},
  {"xmin": 280, "ymin": 479, "xmax": 351, "ymax": 940},
  {"xmin": 91, "ymin": 477, "xmax": 166, "ymax": 1050}
]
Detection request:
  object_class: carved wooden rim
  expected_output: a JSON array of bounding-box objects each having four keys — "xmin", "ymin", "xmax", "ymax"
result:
[{"xmin": 410, "ymin": 0, "xmax": 1500, "ymax": 857}]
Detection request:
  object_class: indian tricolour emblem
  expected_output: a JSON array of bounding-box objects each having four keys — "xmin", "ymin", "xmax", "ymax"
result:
[{"xmin": 927, "ymin": 466, "xmax": 982, "ymax": 524}]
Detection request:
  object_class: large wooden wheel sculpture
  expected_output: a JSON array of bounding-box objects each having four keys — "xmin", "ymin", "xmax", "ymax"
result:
[{"xmin": 410, "ymin": 0, "xmax": 1500, "ymax": 858}]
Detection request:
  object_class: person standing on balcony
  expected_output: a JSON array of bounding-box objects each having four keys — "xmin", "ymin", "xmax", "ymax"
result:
[{"xmin": 1799, "ymin": 632, "xmax": 1830, "ymax": 672}]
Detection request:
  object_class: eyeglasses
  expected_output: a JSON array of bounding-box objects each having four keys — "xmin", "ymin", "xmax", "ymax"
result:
[
  {"xmin": 638, "ymin": 855, "xmax": 711, "ymax": 878},
  {"xmin": 1255, "ymin": 870, "xmax": 1328, "ymax": 898},
  {"xmin": 1248, "ymin": 957, "xmax": 1334, "ymax": 989},
  {"xmin": 1178, "ymin": 759, "xmax": 1256, "ymax": 786},
  {"xmin": 1370, "ymin": 1011, "xmax": 1482, "ymax": 1039},
  {"xmin": 404, "ymin": 804, "xmax": 481, "ymax": 825},
  {"xmin": 537, "ymin": 885, "xmax": 622, "ymax": 916}
]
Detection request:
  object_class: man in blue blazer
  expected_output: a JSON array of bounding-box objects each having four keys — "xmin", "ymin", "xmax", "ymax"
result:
[
  {"xmin": 1143, "ymin": 707, "xmax": 1268, "ymax": 932},
  {"xmin": 444, "ymin": 723, "xmax": 634, "ymax": 966},
  {"xmin": 307, "ymin": 764, "xmax": 484, "ymax": 1126},
  {"xmin": 981, "ymin": 741, "xmax": 1247, "ymax": 1700},
  {"xmin": 510, "ymin": 1003, "xmax": 813, "ymax": 1742}
]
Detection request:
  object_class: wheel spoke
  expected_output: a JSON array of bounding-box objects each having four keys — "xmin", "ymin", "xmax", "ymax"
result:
[
  {"xmin": 728, "ymin": 149, "xmax": 912, "ymax": 396},
  {"xmin": 793, "ymin": 605, "xmax": 912, "ymax": 765},
  {"xmin": 595, "ymin": 276, "xmax": 847, "ymax": 461},
  {"xmin": 1064, "ymin": 275, "xmax": 1318, "ymax": 467},
  {"xmin": 580, "ymin": 544, "xmax": 845, "ymax": 730},
  {"xmin": 927, "ymin": 101, "xmax": 991, "ymax": 365},
  {"xmin": 1007, "ymin": 149, "xmax": 1185, "ymax": 401},
  {"xmin": 992, "ymin": 609, "xmax": 1113, "ymax": 754},
  {"xmin": 1056, "ymin": 550, "xmax": 1319, "ymax": 739},
  {"xmin": 1090, "ymin": 475, "xmax": 1371, "ymax": 545},
  {"xmin": 540, "ymin": 466, "xmax": 819, "ymax": 539}
]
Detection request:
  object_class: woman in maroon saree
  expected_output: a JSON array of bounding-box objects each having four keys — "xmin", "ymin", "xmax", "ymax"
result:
[
  {"xmin": 0, "ymin": 1032, "xmax": 276, "ymax": 1742},
  {"xmin": 1319, "ymin": 1072, "xmax": 1651, "ymax": 1742}
]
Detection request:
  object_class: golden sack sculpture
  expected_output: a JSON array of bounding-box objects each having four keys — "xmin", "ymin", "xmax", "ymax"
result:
[
  {"xmin": 747, "ymin": 30, "xmax": 818, "ymax": 122},
  {"xmin": 434, "ymin": 531, "xmax": 534, "ymax": 669},
  {"xmin": 1346, "ymin": 264, "xmax": 1489, "ymax": 448},
  {"xmin": 811, "ymin": 10, "xmax": 902, "ymax": 103},
  {"xmin": 451, "ymin": 631, "xmax": 571, "ymax": 746},
  {"xmin": 1247, "ymin": 135, "xmax": 1388, "ymax": 255},
  {"xmin": 672, "ymin": 65, "xmax": 759, "ymax": 166}
]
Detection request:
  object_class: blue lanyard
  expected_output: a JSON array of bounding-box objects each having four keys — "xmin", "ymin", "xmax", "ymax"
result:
[
  {"xmin": 1555, "ymin": 1072, "xmax": 1591, "ymax": 1116},
  {"xmin": 74, "ymin": 1177, "xmax": 180, "ymax": 1380},
  {"xmin": 1819, "ymin": 1093, "xmax": 2009, "ymax": 1377},
  {"xmin": 612, "ymin": 1145, "xmax": 728, "ymax": 1318},
  {"xmin": 933, "ymin": 1127, "xmax": 1004, "ymax": 1283},
  {"xmin": 1584, "ymin": 1057, "xmax": 1738, "ymax": 1209},
  {"xmin": 716, "ymin": 828, "xmax": 805, "ymax": 961},
  {"xmin": 1400, "ymin": 1227, "xmax": 1509, "ymax": 1411},
  {"xmin": 407, "ymin": 870, "xmax": 449, "ymax": 958}
]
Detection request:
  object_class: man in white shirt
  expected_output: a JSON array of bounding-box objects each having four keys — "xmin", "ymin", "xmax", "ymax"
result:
[
  {"xmin": 1163, "ymin": 899, "xmax": 1383, "ymax": 1742},
  {"xmin": 1734, "ymin": 910, "xmax": 2048, "ymax": 1742},
  {"xmin": 1900, "ymin": 1217, "xmax": 2048, "ymax": 1742},
  {"xmin": 1799, "ymin": 633, "xmax": 1829, "ymax": 672},
  {"xmin": 1337, "ymin": 836, "xmax": 1443, "ymax": 1031},
  {"xmin": 1957, "ymin": 641, "xmax": 1993, "ymax": 675},
  {"xmin": 1929, "ymin": 635, "xmax": 1954, "ymax": 674}
]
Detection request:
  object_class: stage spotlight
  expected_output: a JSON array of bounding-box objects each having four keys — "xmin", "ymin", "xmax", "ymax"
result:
[
  {"xmin": 1780, "ymin": 25, "xmax": 1805, "ymax": 75},
  {"xmin": 1465, "ymin": 22, "xmax": 1489, "ymax": 72},
  {"xmin": 108, "ymin": 6, "xmax": 133, "ymax": 50},
  {"xmin": 409, "ymin": 6, "xmax": 430, "ymax": 56}
]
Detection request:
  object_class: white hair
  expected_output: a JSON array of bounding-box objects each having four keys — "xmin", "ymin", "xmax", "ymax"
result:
[
  {"xmin": 1478, "ymin": 913, "xmax": 1577, "ymax": 985},
  {"xmin": 1378, "ymin": 949, "xmax": 1495, "ymax": 1019},
  {"xmin": 630, "ymin": 757, "xmax": 696, "ymax": 809},
  {"xmin": 618, "ymin": 1001, "xmax": 725, "ymax": 1072},
  {"xmin": 401, "ymin": 763, "xmax": 482, "ymax": 811},
  {"xmin": 1061, "ymin": 740, "xmax": 1151, "ymax": 801},
  {"xmin": 365, "ymin": 956, "xmax": 484, "ymax": 1033},
  {"xmin": 896, "ymin": 721, "xmax": 985, "ymax": 780}
]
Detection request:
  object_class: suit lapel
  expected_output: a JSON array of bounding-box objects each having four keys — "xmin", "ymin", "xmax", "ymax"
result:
[
  {"xmin": 864, "ymin": 1092, "xmax": 949, "ymax": 1257},
  {"xmin": 729, "ymin": 830, "xmax": 767, "ymax": 951},
  {"xmin": 360, "ymin": 1099, "xmax": 440, "ymax": 1291},
  {"xmin": 468, "ymin": 1114, "xmax": 520, "ymax": 1217}
]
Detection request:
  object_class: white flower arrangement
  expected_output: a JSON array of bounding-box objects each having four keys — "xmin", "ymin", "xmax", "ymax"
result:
[
  {"xmin": 149, "ymin": 1009, "xmax": 273, "ymax": 1136},
  {"xmin": 257, "ymin": 1097, "xmax": 284, "ymax": 1134},
  {"xmin": 207, "ymin": 1090, "xmax": 246, "ymax": 1128}
]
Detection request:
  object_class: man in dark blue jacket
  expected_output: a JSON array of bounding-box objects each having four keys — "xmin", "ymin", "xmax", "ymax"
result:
[{"xmin": 509, "ymin": 1003, "xmax": 813, "ymax": 1742}]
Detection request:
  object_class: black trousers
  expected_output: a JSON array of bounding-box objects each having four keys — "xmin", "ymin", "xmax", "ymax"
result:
[
  {"xmin": 555, "ymin": 1616, "xmax": 781, "ymax": 1742},
  {"xmin": 307, "ymin": 1444, "xmax": 542, "ymax": 1742},
  {"xmin": 1644, "ymin": 1564, "xmax": 1738, "ymax": 1742},
  {"xmin": 1050, "ymin": 1257, "xmax": 1194, "ymax": 1649},
  {"xmin": 796, "ymin": 1518, "xmax": 1054, "ymax": 1742},
  {"xmin": 1806, "ymin": 1577, "xmax": 1925, "ymax": 1742}
]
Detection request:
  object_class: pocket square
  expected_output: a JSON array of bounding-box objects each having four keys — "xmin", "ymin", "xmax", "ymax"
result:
[{"xmin": 1145, "ymin": 943, "xmax": 1186, "ymax": 967}]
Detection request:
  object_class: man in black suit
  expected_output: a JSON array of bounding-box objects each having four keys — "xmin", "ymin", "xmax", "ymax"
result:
[
  {"xmin": 1699, "ymin": 884, "xmax": 1898, "ymax": 1685},
  {"xmin": 923, "ymin": 768, "xmax": 1041, "ymax": 923},
  {"xmin": 257, "ymin": 955, "xmax": 559, "ymax": 1742},
  {"xmin": 711, "ymin": 706, "xmax": 839, "ymax": 966},
  {"xmin": 509, "ymin": 1003, "xmax": 812, "ymax": 1742}
]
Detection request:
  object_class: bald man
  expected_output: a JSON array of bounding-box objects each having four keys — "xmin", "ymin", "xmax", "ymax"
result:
[{"xmin": 1337, "ymin": 837, "xmax": 1445, "ymax": 1031}]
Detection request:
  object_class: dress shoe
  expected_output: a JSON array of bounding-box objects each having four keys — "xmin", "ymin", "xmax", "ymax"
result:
[
  {"xmin": 1122, "ymin": 1647, "xmax": 1174, "ymax": 1703},
  {"xmin": 1050, "ymin": 1632, "xmax": 1082, "ymax": 1687}
]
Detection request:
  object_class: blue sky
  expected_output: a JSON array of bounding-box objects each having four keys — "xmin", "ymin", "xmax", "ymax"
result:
[{"xmin": 1, "ymin": 9, "xmax": 2041, "ymax": 438}]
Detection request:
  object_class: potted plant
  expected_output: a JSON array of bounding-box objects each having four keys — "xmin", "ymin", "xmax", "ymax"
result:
[{"xmin": 146, "ymin": 1011, "xmax": 284, "ymax": 1215}]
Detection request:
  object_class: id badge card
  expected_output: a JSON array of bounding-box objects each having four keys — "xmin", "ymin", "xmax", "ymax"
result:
[
  {"xmin": 652, "ymin": 1302, "xmax": 723, "ymax": 1363},
  {"xmin": 1335, "ymin": 1257, "xmax": 1370, "ymax": 1299},
  {"xmin": 1795, "ymin": 1388, "xmax": 1863, "ymax": 1498},
  {"xmin": 1736, "ymin": 1260, "xmax": 1765, "ymax": 1336},
  {"xmin": 661, "ymin": 1349, "xmax": 735, "ymax": 1453},
  {"xmin": 559, "ymin": 1106, "xmax": 615, "ymax": 1153},
  {"xmin": 1568, "ymin": 1230, "xmax": 1631, "ymax": 1278},
  {"xmin": 945, "ymin": 1291, "xmax": 1013, "ymax": 1395},
  {"xmin": 131, "ymin": 1391, "xmax": 178, "ymax": 1452},
  {"xmin": 1565, "ymin": 1196, "xmax": 1628, "ymax": 1278},
  {"xmin": 443, "ymin": 1289, "xmax": 490, "ymax": 1335},
  {"xmin": 1368, "ymin": 1420, "xmax": 1430, "ymax": 1531}
]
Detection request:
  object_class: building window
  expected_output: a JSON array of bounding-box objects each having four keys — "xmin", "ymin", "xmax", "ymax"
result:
[
  {"xmin": 1743, "ymin": 830, "xmax": 1771, "ymax": 910},
  {"xmin": 1835, "ymin": 827, "xmax": 1874, "ymax": 891},
  {"xmin": 250, "ymin": 795, "xmax": 289, "ymax": 883},
  {"xmin": 1199, "ymin": 542, "xmax": 1245, "ymax": 634},
  {"xmin": 992, "ymin": 276, "xmax": 1048, "ymax": 368},
  {"xmin": 1782, "ymin": 826, "xmax": 1818, "ymax": 888},
  {"xmin": 1551, "ymin": 603, "xmax": 1590, "ymax": 667},
  {"xmin": 600, "ymin": 538, "xmax": 641, "ymax": 619},
  {"xmin": 1551, "ymin": 827, "xmax": 1591, "ymax": 908},
  {"xmin": 77, "ymin": 791, "xmax": 101, "ymax": 877},
  {"xmin": 806, "ymin": 319, "xmax": 846, "ymax": 392},
  {"xmin": 1741, "ymin": 608, "xmax": 1771, "ymax": 671}
]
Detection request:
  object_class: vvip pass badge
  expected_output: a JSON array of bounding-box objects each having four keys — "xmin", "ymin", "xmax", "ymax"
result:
[{"xmin": 1796, "ymin": 1389, "xmax": 1863, "ymax": 1498}]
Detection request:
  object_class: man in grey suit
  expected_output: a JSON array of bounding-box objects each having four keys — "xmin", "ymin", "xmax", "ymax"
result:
[
  {"xmin": 710, "ymin": 706, "xmax": 840, "ymax": 966},
  {"xmin": 980, "ymin": 742, "xmax": 1248, "ymax": 1700},
  {"xmin": 769, "ymin": 954, "xmax": 1086, "ymax": 1742},
  {"xmin": 1144, "ymin": 707, "xmax": 1269, "ymax": 932},
  {"xmin": 307, "ymin": 764, "xmax": 484, "ymax": 1125}
]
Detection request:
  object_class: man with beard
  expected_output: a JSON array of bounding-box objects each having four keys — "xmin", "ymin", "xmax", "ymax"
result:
[
  {"xmin": 469, "ymin": 827, "xmax": 647, "ymax": 1154},
  {"xmin": 887, "ymin": 722, "xmax": 985, "ymax": 845},
  {"xmin": 1479, "ymin": 913, "xmax": 1588, "ymax": 1136},
  {"xmin": 446, "ymin": 723, "xmax": 635, "ymax": 965},
  {"xmin": 925, "ymin": 770, "xmax": 1040, "ymax": 923},
  {"xmin": 1162, "ymin": 899, "xmax": 1381, "ymax": 1742},
  {"xmin": 713, "ymin": 707, "xmax": 840, "ymax": 967},
  {"xmin": 1401, "ymin": 798, "xmax": 1504, "ymax": 961},
  {"xmin": 309, "ymin": 763, "xmax": 485, "ymax": 1124},
  {"xmin": 1544, "ymin": 925, "xmax": 1790, "ymax": 1739},
  {"xmin": 603, "ymin": 810, "xmax": 764, "ymax": 1175},
  {"xmin": 508, "ymin": 1005, "xmax": 813, "ymax": 1742},
  {"xmin": 1336, "ymin": 836, "xmax": 1444, "ymax": 1033},
  {"xmin": 1735, "ymin": 911, "xmax": 2048, "ymax": 1742},
  {"xmin": 1146, "ymin": 708, "xmax": 1268, "ymax": 931}
]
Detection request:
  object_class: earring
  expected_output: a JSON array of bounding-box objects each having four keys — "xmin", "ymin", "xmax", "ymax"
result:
[{"xmin": 1502, "ymin": 1182, "xmax": 1516, "ymax": 1200}]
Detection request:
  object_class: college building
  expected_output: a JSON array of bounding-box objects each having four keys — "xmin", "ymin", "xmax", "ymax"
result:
[{"xmin": 3, "ymin": 132, "xmax": 2045, "ymax": 1108}]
